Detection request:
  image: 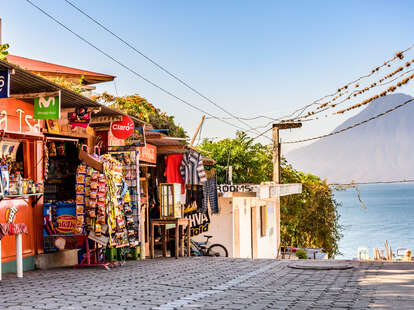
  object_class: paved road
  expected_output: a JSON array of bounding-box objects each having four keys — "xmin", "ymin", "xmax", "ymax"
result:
[{"xmin": 1, "ymin": 258, "xmax": 413, "ymax": 309}]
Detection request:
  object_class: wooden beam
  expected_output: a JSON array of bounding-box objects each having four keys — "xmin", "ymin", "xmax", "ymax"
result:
[
  {"xmin": 190, "ymin": 115, "xmax": 205, "ymax": 146},
  {"xmin": 10, "ymin": 91, "xmax": 60, "ymax": 99},
  {"xmin": 157, "ymin": 145, "xmax": 186, "ymax": 152}
]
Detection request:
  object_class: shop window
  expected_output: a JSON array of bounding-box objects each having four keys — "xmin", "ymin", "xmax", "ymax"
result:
[{"xmin": 0, "ymin": 140, "xmax": 28, "ymax": 195}]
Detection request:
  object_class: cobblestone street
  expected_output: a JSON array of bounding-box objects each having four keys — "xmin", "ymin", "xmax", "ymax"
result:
[{"xmin": 1, "ymin": 258, "xmax": 414, "ymax": 309}]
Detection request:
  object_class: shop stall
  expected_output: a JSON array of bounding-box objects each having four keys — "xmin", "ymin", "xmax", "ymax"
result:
[
  {"xmin": 0, "ymin": 58, "xmax": 155, "ymax": 273},
  {"xmin": 0, "ymin": 98, "xmax": 44, "ymax": 276}
]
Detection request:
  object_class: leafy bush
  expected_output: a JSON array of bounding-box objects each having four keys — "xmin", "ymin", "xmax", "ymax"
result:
[
  {"xmin": 92, "ymin": 92, "xmax": 186, "ymax": 138},
  {"xmin": 295, "ymin": 249, "xmax": 307, "ymax": 259},
  {"xmin": 0, "ymin": 43, "xmax": 9, "ymax": 60},
  {"xmin": 199, "ymin": 132, "xmax": 343, "ymax": 258}
]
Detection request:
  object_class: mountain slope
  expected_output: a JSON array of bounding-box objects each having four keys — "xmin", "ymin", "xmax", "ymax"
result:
[{"xmin": 286, "ymin": 93, "xmax": 414, "ymax": 183}]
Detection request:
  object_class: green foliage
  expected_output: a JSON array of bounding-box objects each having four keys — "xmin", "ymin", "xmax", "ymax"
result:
[
  {"xmin": 92, "ymin": 92, "xmax": 186, "ymax": 138},
  {"xmin": 280, "ymin": 159, "xmax": 343, "ymax": 258},
  {"xmin": 46, "ymin": 76, "xmax": 84, "ymax": 94},
  {"xmin": 198, "ymin": 131, "xmax": 273, "ymax": 184},
  {"xmin": 199, "ymin": 133, "xmax": 342, "ymax": 258},
  {"xmin": 0, "ymin": 43, "xmax": 9, "ymax": 61},
  {"xmin": 295, "ymin": 249, "xmax": 307, "ymax": 259}
]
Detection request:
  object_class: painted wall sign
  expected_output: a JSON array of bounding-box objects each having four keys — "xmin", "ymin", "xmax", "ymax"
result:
[
  {"xmin": 0, "ymin": 99, "xmax": 41, "ymax": 133},
  {"xmin": 5, "ymin": 207, "xmax": 18, "ymax": 223},
  {"xmin": 217, "ymin": 184, "xmax": 256, "ymax": 193},
  {"xmin": 126, "ymin": 126, "xmax": 146, "ymax": 146},
  {"xmin": 34, "ymin": 92, "xmax": 61, "ymax": 120},
  {"xmin": 110, "ymin": 115, "xmax": 134, "ymax": 139},
  {"xmin": 0, "ymin": 70, "xmax": 10, "ymax": 98},
  {"xmin": 68, "ymin": 106, "xmax": 90, "ymax": 129},
  {"xmin": 184, "ymin": 203, "xmax": 210, "ymax": 236},
  {"xmin": 138, "ymin": 143, "xmax": 157, "ymax": 164}
]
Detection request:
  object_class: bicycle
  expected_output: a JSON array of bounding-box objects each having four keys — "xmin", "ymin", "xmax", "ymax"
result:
[{"xmin": 190, "ymin": 235, "xmax": 228, "ymax": 257}]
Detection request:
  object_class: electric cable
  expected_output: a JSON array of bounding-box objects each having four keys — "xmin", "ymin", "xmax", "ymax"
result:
[
  {"xmin": 25, "ymin": 0, "xmax": 269, "ymax": 137},
  {"xmin": 283, "ymin": 98, "xmax": 414, "ymax": 144},
  {"xmin": 329, "ymin": 179, "xmax": 414, "ymax": 186},
  {"xmin": 63, "ymin": 0, "xmax": 268, "ymax": 137}
]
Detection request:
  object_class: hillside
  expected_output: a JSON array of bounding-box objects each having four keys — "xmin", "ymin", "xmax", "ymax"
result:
[{"xmin": 286, "ymin": 93, "xmax": 414, "ymax": 183}]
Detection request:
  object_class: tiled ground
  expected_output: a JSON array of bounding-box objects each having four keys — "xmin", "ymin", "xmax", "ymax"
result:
[{"xmin": 1, "ymin": 258, "xmax": 413, "ymax": 309}]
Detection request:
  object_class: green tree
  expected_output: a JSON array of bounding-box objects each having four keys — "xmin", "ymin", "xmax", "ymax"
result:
[
  {"xmin": 92, "ymin": 92, "xmax": 186, "ymax": 138},
  {"xmin": 280, "ymin": 159, "xmax": 343, "ymax": 257},
  {"xmin": 0, "ymin": 43, "xmax": 9, "ymax": 61},
  {"xmin": 198, "ymin": 132, "xmax": 342, "ymax": 257},
  {"xmin": 198, "ymin": 131, "xmax": 273, "ymax": 184}
]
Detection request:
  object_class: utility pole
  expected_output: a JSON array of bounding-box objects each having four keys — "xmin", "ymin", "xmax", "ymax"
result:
[
  {"xmin": 272, "ymin": 122, "xmax": 302, "ymax": 183},
  {"xmin": 190, "ymin": 115, "xmax": 205, "ymax": 146},
  {"xmin": 272, "ymin": 122, "xmax": 302, "ymax": 258}
]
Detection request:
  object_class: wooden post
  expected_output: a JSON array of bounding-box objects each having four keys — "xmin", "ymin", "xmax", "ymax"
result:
[
  {"xmin": 16, "ymin": 234, "xmax": 23, "ymax": 278},
  {"xmin": 272, "ymin": 127, "xmax": 280, "ymax": 183},
  {"xmin": 190, "ymin": 115, "xmax": 206, "ymax": 146},
  {"xmin": 272, "ymin": 122, "xmax": 302, "ymax": 258},
  {"xmin": 272, "ymin": 123, "xmax": 302, "ymax": 184}
]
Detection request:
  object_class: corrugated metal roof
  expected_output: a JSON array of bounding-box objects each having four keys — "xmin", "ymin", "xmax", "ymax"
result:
[
  {"xmin": 6, "ymin": 55, "xmax": 115, "ymax": 85},
  {"xmin": 0, "ymin": 59, "xmax": 147, "ymax": 126}
]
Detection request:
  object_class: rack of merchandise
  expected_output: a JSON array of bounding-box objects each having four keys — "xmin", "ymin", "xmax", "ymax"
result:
[{"xmin": 107, "ymin": 146, "xmax": 142, "ymax": 254}]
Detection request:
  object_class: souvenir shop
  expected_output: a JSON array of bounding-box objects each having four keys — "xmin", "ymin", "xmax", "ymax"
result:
[
  {"xmin": 41, "ymin": 114, "xmax": 146, "ymax": 267},
  {"xmin": 0, "ymin": 59, "xmax": 221, "ymax": 278}
]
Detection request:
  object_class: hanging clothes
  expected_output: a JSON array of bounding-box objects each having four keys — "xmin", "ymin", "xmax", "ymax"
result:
[
  {"xmin": 185, "ymin": 184, "xmax": 204, "ymax": 212},
  {"xmin": 164, "ymin": 154, "xmax": 185, "ymax": 192},
  {"xmin": 180, "ymin": 151, "xmax": 207, "ymax": 186},
  {"xmin": 201, "ymin": 168, "xmax": 219, "ymax": 214}
]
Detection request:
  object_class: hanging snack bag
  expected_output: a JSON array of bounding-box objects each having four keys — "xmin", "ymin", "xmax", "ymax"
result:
[
  {"xmin": 88, "ymin": 209, "xmax": 96, "ymax": 218},
  {"xmin": 76, "ymin": 194, "xmax": 85, "ymax": 204},
  {"xmin": 76, "ymin": 204, "xmax": 84, "ymax": 214},
  {"xmin": 77, "ymin": 164, "xmax": 87, "ymax": 174},
  {"xmin": 76, "ymin": 184, "xmax": 85, "ymax": 194},
  {"xmin": 76, "ymin": 174, "xmax": 85, "ymax": 184},
  {"xmin": 90, "ymin": 182, "xmax": 98, "ymax": 191}
]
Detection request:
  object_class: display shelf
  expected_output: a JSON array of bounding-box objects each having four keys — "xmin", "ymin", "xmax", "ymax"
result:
[{"xmin": 4, "ymin": 193, "xmax": 43, "ymax": 198}]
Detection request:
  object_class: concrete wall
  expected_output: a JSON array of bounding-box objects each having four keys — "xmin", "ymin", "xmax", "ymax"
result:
[
  {"xmin": 193, "ymin": 198, "xmax": 234, "ymax": 257},
  {"xmin": 233, "ymin": 197, "xmax": 252, "ymax": 258},
  {"xmin": 255, "ymin": 201, "xmax": 277, "ymax": 259},
  {"xmin": 194, "ymin": 195, "xmax": 278, "ymax": 259}
]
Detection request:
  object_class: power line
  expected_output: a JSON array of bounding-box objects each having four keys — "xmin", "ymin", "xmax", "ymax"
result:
[
  {"xmin": 25, "ymin": 0, "xmax": 262, "ymax": 136},
  {"xmin": 329, "ymin": 179, "xmax": 414, "ymax": 186},
  {"xmin": 283, "ymin": 98, "xmax": 414, "ymax": 144},
  {"xmin": 245, "ymin": 63, "xmax": 414, "ymax": 134},
  {"xmin": 63, "ymin": 0, "xmax": 267, "ymax": 138},
  {"xmin": 288, "ymin": 44, "xmax": 414, "ymax": 120},
  {"xmin": 228, "ymin": 44, "xmax": 414, "ymax": 127},
  {"xmin": 295, "ymin": 68, "xmax": 414, "ymax": 122}
]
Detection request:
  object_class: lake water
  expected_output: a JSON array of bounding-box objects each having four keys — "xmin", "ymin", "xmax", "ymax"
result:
[{"xmin": 334, "ymin": 183, "xmax": 414, "ymax": 259}]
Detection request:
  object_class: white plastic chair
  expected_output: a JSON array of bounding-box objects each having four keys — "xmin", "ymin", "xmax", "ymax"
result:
[{"xmin": 357, "ymin": 246, "xmax": 369, "ymax": 260}]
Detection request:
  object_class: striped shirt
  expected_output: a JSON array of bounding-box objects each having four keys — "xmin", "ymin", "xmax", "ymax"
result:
[{"xmin": 180, "ymin": 151, "xmax": 207, "ymax": 185}]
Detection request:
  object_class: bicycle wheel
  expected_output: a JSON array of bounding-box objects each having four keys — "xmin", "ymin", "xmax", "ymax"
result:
[{"xmin": 207, "ymin": 244, "xmax": 228, "ymax": 257}]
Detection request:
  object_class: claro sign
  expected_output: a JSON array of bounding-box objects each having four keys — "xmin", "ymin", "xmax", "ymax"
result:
[{"xmin": 110, "ymin": 115, "xmax": 134, "ymax": 139}]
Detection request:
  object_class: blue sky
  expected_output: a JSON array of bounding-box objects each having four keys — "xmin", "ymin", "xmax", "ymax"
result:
[{"xmin": 2, "ymin": 0, "xmax": 414, "ymax": 152}]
